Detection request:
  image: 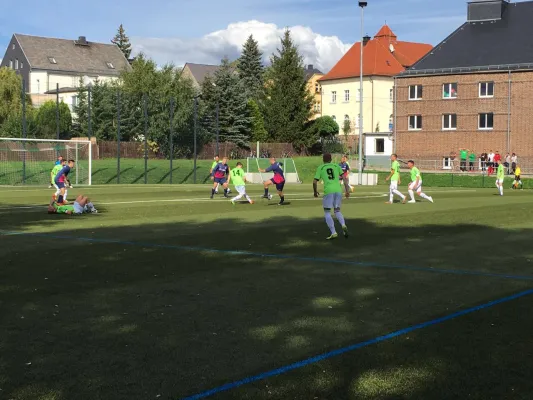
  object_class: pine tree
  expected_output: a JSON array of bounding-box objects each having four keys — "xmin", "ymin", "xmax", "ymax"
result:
[
  {"xmin": 73, "ymin": 77, "xmax": 88, "ymax": 137},
  {"xmin": 248, "ymin": 99, "xmax": 268, "ymax": 142},
  {"xmin": 262, "ymin": 29, "xmax": 313, "ymax": 146},
  {"xmin": 91, "ymin": 79, "xmax": 116, "ymax": 140},
  {"xmin": 237, "ymin": 35, "xmax": 264, "ymax": 100},
  {"xmin": 201, "ymin": 57, "xmax": 252, "ymax": 146},
  {"xmin": 111, "ymin": 24, "xmax": 132, "ymax": 59}
]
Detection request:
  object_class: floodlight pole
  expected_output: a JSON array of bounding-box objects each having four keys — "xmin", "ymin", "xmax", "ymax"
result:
[{"xmin": 358, "ymin": 1, "xmax": 367, "ymax": 185}]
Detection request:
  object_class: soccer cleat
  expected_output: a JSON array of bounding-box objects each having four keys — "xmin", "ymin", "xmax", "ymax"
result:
[
  {"xmin": 326, "ymin": 233, "xmax": 338, "ymax": 240},
  {"xmin": 350, "ymin": 186, "xmax": 354, "ymax": 193},
  {"xmin": 342, "ymin": 225, "xmax": 349, "ymax": 238},
  {"xmin": 408, "ymin": 200, "xmax": 416, "ymax": 203},
  {"xmin": 278, "ymin": 200, "xmax": 284, "ymax": 206},
  {"xmin": 402, "ymin": 198, "xmax": 407, "ymax": 204},
  {"xmin": 210, "ymin": 194, "xmax": 214, "ymax": 199},
  {"xmin": 385, "ymin": 201, "xmax": 393, "ymax": 204},
  {"xmin": 249, "ymin": 200, "xmax": 255, "ymax": 204},
  {"xmin": 428, "ymin": 196, "xmax": 434, "ymax": 203},
  {"xmin": 231, "ymin": 200, "xmax": 235, "ymax": 205},
  {"xmin": 345, "ymin": 192, "xmax": 350, "ymax": 199}
]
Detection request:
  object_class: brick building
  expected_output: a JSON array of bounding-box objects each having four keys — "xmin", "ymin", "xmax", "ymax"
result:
[{"xmin": 394, "ymin": 0, "xmax": 533, "ymax": 168}]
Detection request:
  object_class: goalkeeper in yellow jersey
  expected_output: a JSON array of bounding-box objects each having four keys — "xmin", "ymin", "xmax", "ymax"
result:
[{"xmin": 511, "ymin": 166, "xmax": 523, "ymax": 190}]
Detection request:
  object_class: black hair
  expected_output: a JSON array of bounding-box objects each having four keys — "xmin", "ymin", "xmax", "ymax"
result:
[
  {"xmin": 236, "ymin": 162, "xmax": 243, "ymax": 167},
  {"xmin": 68, "ymin": 159, "xmax": 75, "ymax": 163},
  {"xmin": 408, "ymin": 160, "xmax": 414, "ymax": 164},
  {"xmin": 323, "ymin": 153, "xmax": 332, "ymax": 163}
]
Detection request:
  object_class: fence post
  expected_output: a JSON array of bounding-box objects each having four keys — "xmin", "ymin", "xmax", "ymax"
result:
[
  {"xmin": 87, "ymin": 84, "xmax": 92, "ymax": 140},
  {"xmin": 169, "ymin": 97, "xmax": 175, "ymax": 184},
  {"xmin": 21, "ymin": 79, "xmax": 27, "ymax": 184},
  {"xmin": 56, "ymin": 83, "xmax": 60, "ymax": 144},
  {"xmin": 193, "ymin": 96, "xmax": 198, "ymax": 184},
  {"xmin": 143, "ymin": 93, "xmax": 148, "ymax": 184},
  {"xmin": 117, "ymin": 90, "xmax": 121, "ymax": 184}
]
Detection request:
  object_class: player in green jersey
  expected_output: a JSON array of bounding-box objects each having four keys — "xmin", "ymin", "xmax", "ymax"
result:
[
  {"xmin": 313, "ymin": 153, "xmax": 348, "ymax": 240},
  {"xmin": 47, "ymin": 194, "xmax": 97, "ymax": 214},
  {"xmin": 407, "ymin": 161, "xmax": 433, "ymax": 203},
  {"xmin": 385, "ymin": 154, "xmax": 406, "ymax": 204},
  {"xmin": 230, "ymin": 162, "xmax": 254, "ymax": 205},
  {"xmin": 50, "ymin": 161, "xmax": 65, "ymax": 199},
  {"xmin": 496, "ymin": 162, "xmax": 505, "ymax": 196}
]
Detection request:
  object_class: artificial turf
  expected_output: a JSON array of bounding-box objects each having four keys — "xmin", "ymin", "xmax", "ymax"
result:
[{"xmin": 0, "ymin": 184, "xmax": 532, "ymax": 399}]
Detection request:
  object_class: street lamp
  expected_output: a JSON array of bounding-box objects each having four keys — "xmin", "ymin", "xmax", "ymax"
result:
[
  {"xmin": 193, "ymin": 94, "xmax": 201, "ymax": 184},
  {"xmin": 212, "ymin": 82, "xmax": 219, "ymax": 155},
  {"xmin": 358, "ymin": 1, "xmax": 367, "ymax": 185}
]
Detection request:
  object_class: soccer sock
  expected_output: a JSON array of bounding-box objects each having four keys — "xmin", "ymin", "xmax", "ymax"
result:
[
  {"xmin": 280, "ymin": 196, "xmax": 284, "ymax": 203},
  {"xmin": 389, "ymin": 190, "xmax": 394, "ymax": 202},
  {"xmin": 264, "ymin": 188, "xmax": 269, "ymax": 196},
  {"xmin": 408, "ymin": 190, "xmax": 415, "ymax": 201},
  {"xmin": 224, "ymin": 188, "xmax": 228, "ymax": 195},
  {"xmin": 420, "ymin": 193, "xmax": 430, "ymax": 200},
  {"xmin": 54, "ymin": 188, "xmax": 60, "ymax": 196},
  {"xmin": 245, "ymin": 195, "xmax": 253, "ymax": 203},
  {"xmin": 211, "ymin": 188, "xmax": 215, "ymax": 195},
  {"xmin": 324, "ymin": 212, "xmax": 336, "ymax": 234},
  {"xmin": 393, "ymin": 189, "xmax": 405, "ymax": 200},
  {"xmin": 64, "ymin": 190, "xmax": 68, "ymax": 201},
  {"xmin": 334, "ymin": 210, "xmax": 346, "ymax": 226},
  {"xmin": 231, "ymin": 194, "xmax": 243, "ymax": 201},
  {"xmin": 57, "ymin": 195, "xmax": 63, "ymax": 203},
  {"xmin": 499, "ymin": 185, "xmax": 503, "ymax": 195}
]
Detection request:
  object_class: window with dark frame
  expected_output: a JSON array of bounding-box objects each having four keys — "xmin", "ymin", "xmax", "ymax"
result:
[
  {"xmin": 408, "ymin": 85, "xmax": 422, "ymax": 100},
  {"xmin": 479, "ymin": 113, "xmax": 494, "ymax": 129},
  {"xmin": 479, "ymin": 82, "xmax": 494, "ymax": 97},
  {"xmin": 443, "ymin": 114, "xmax": 457, "ymax": 130},
  {"xmin": 375, "ymin": 138, "xmax": 385, "ymax": 153},
  {"xmin": 408, "ymin": 115, "xmax": 422, "ymax": 130}
]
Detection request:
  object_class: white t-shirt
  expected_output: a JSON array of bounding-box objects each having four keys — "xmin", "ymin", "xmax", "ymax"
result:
[{"xmin": 488, "ymin": 153, "xmax": 495, "ymax": 162}]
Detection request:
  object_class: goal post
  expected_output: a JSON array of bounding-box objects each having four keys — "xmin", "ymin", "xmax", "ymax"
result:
[
  {"xmin": 0, "ymin": 138, "xmax": 92, "ymax": 186},
  {"xmin": 245, "ymin": 157, "xmax": 301, "ymax": 184}
]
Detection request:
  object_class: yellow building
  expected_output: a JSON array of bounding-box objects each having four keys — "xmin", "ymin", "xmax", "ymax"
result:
[
  {"xmin": 319, "ymin": 25, "xmax": 432, "ymax": 136},
  {"xmin": 305, "ymin": 65, "xmax": 324, "ymax": 120}
]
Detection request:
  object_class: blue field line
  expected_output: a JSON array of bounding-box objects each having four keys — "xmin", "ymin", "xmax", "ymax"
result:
[
  {"xmin": 181, "ymin": 288, "xmax": 533, "ymax": 400},
  {"xmin": 2, "ymin": 229, "xmax": 533, "ymax": 282}
]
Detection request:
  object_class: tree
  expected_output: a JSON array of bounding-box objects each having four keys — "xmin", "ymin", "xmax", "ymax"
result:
[
  {"xmin": 262, "ymin": 30, "xmax": 313, "ymax": 146},
  {"xmin": 0, "ymin": 67, "xmax": 22, "ymax": 126},
  {"xmin": 312, "ymin": 116, "xmax": 339, "ymax": 139},
  {"xmin": 72, "ymin": 77, "xmax": 88, "ymax": 137},
  {"xmin": 91, "ymin": 79, "xmax": 116, "ymax": 140},
  {"xmin": 342, "ymin": 118, "xmax": 351, "ymax": 138},
  {"xmin": 111, "ymin": 24, "xmax": 132, "ymax": 59},
  {"xmin": 237, "ymin": 35, "xmax": 264, "ymax": 101},
  {"xmin": 248, "ymin": 99, "xmax": 268, "ymax": 142},
  {"xmin": 34, "ymin": 100, "xmax": 72, "ymax": 139},
  {"xmin": 201, "ymin": 57, "xmax": 252, "ymax": 147}
]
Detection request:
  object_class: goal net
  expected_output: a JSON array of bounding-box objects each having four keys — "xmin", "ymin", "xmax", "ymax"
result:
[
  {"xmin": 246, "ymin": 157, "xmax": 301, "ymax": 184},
  {"xmin": 0, "ymin": 138, "xmax": 92, "ymax": 186}
]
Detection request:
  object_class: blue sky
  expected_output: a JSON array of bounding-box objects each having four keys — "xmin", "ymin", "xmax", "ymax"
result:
[{"xmin": 1, "ymin": 0, "xmax": 469, "ymax": 71}]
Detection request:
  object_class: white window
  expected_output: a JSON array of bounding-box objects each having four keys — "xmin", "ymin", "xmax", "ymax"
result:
[
  {"xmin": 375, "ymin": 138, "xmax": 385, "ymax": 154},
  {"xmin": 315, "ymin": 82, "xmax": 320, "ymax": 93},
  {"xmin": 479, "ymin": 82, "xmax": 494, "ymax": 98},
  {"xmin": 12, "ymin": 43, "xmax": 15, "ymax": 50},
  {"xmin": 344, "ymin": 90, "xmax": 350, "ymax": 102},
  {"xmin": 442, "ymin": 114, "xmax": 457, "ymax": 130},
  {"xmin": 408, "ymin": 115, "xmax": 422, "ymax": 130},
  {"xmin": 443, "ymin": 83, "xmax": 458, "ymax": 99},
  {"xmin": 106, "ymin": 62, "xmax": 115, "ymax": 69},
  {"xmin": 9, "ymin": 60, "xmax": 13, "ymax": 69},
  {"xmin": 332, "ymin": 115, "xmax": 336, "ymax": 122},
  {"xmin": 314, "ymin": 102, "xmax": 320, "ymax": 113},
  {"xmin": 20, "ymin": 62, "xmax": 23, "ymax": 69},
  {"xmin": 408, "ymin": 85, "xmax": 422, "ymax": 100},
  {"xmin": 442, "ymin": 157, "xmax": 453, "ymax": 170},
  {"xmin": 15, "ymin": 59, "xmax": 18, "ymax": 69},
  {"xmin": 390, "ymin": 88, "xmax": 394, "ymax": 102},
  {"xmin": 479, "ymin": 113, "xmax": 494, "ymax": 130},
  {"xmin": 331, "ymin": 91, "xmax": 337, "ymax": 104},
  {"xmin": 48, "ymin": 57, "xmax": 57, "ymax": 64}
]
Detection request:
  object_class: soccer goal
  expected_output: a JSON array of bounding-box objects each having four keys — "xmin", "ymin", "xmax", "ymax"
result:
[
  {"xmin": 0, "ymin": 138, "xmax": 92, "ymax": 186},
  {"xmin": 246, "ymin": 157, "xmax": 302, "ymax": 184}
]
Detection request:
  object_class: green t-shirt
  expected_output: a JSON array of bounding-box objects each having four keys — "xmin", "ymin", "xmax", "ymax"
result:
[
  {"xmin": 497, "ymin": 164, "xmax": 505, "ymax": 180},
  {"xmin": 410, "ymin": 166, "xmax": 421, "ymax": 182},
  {"xmin": 391, "ymin": 160, "xmax": 400, "ymax": 181},
  {"xmin": 54, "ymin": 204, "xmax": 75, "ymax": 213},
  {"xmin": 469, "ymin": 152, "xmax": 476, "ymax": 162},
  {"xmin": 230, "ymin": 167, "xmax": 246, "ymax": 186},
  {"xmin": 51, "ymin": 164, "xmax": 62, "ymax": 182},
  {"xmin": 460, "ymin": 150, "xmax": 468, "ymax": 160},
  {"xmin": 314, "ymin": 163, "xmax": 343, "ymax": 194}
]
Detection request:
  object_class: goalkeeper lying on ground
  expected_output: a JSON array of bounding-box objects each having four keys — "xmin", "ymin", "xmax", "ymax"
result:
[{"xmin": 48, "ymin": 195, "xmax": 98, "ymax": 215}]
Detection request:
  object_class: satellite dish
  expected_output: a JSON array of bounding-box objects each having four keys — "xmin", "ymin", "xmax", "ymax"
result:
[{"xmin": 389, "ymin": 43, "xmax": 395, "ymax": 53}]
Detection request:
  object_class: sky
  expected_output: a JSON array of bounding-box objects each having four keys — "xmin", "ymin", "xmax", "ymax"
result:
[{"xmin": 0, "ymin": 0, "xmax": 469, "ymax": 73}]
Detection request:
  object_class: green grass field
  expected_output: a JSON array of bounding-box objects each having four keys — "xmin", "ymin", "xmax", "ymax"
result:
[
  {"xmin": 1, "ymin": 157, "xmax": 531, "ymax": 188},
  {"xmin": 1, "ymin": 184, "xmax": 533, "ymax": 399}
]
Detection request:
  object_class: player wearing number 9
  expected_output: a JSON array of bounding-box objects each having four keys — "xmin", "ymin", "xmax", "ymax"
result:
[{"xmin": 313, "ymin": 153, "xmax": 349, "ymax": 240}]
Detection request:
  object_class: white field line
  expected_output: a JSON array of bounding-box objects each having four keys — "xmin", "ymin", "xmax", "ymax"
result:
[{"xmin": 0, "ymin": 194, "xmax": 389, "ymax": 211}]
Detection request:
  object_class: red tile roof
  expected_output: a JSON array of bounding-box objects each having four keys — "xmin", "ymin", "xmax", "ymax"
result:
[{"xmin": 319, "ymin": 25, "xmax": 432, "ymax": 81}]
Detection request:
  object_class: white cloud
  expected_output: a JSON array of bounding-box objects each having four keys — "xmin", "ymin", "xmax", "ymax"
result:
[{"xmin": 131, "ymin": 20, "xmax": 352, "ymax": 74}]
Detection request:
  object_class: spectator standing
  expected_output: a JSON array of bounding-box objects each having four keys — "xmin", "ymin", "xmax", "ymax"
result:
[
  {"xmin": 488, "ymin": 150, "xmax": 495, "ymax": 168},
  {"xmin": 505, "ymin": 153, "xmax": 511, "ymax": 174},
  {"xmin": 511, "ymin": 153, "xmax": 518, "ymax": 174},
  {"xmin": 494, "ymin": 151, "xmax": 501, "ymax": 168},
  {"xmin": 480, "ymin": 150, "xmax": 488, "ymax": 171},
  {"xmin": 459, "ymin": 148, "xmax": 468, "ymax": 172},
  {"xmin": 469, "ymin": 150, "xmax": 476, "ymax": 171}
]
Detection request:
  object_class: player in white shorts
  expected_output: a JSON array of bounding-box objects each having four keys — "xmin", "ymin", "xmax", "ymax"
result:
[
  {"xmin": 385, "ymin": 154, "xmax": 406, "ymax": 204},
  {"xmin": 407, "ymin": 160, "xmax": 433, "ymax": 203}
]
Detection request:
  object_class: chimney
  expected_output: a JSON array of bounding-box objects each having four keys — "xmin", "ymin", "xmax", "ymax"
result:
[
  {"xmin": 467, "ymin": 0, "xmax": 509, "ymax": 22},
  {"xmin": 308, "ymin": 64, "xmax": 314, "ymax": 70},
  {"xmin": 76, "ymin": 36, "xmax": 89, "ymax": 46},
  {"xmin": 363, "ymin": 35, "xmax": 371, "ymax": 46}
]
